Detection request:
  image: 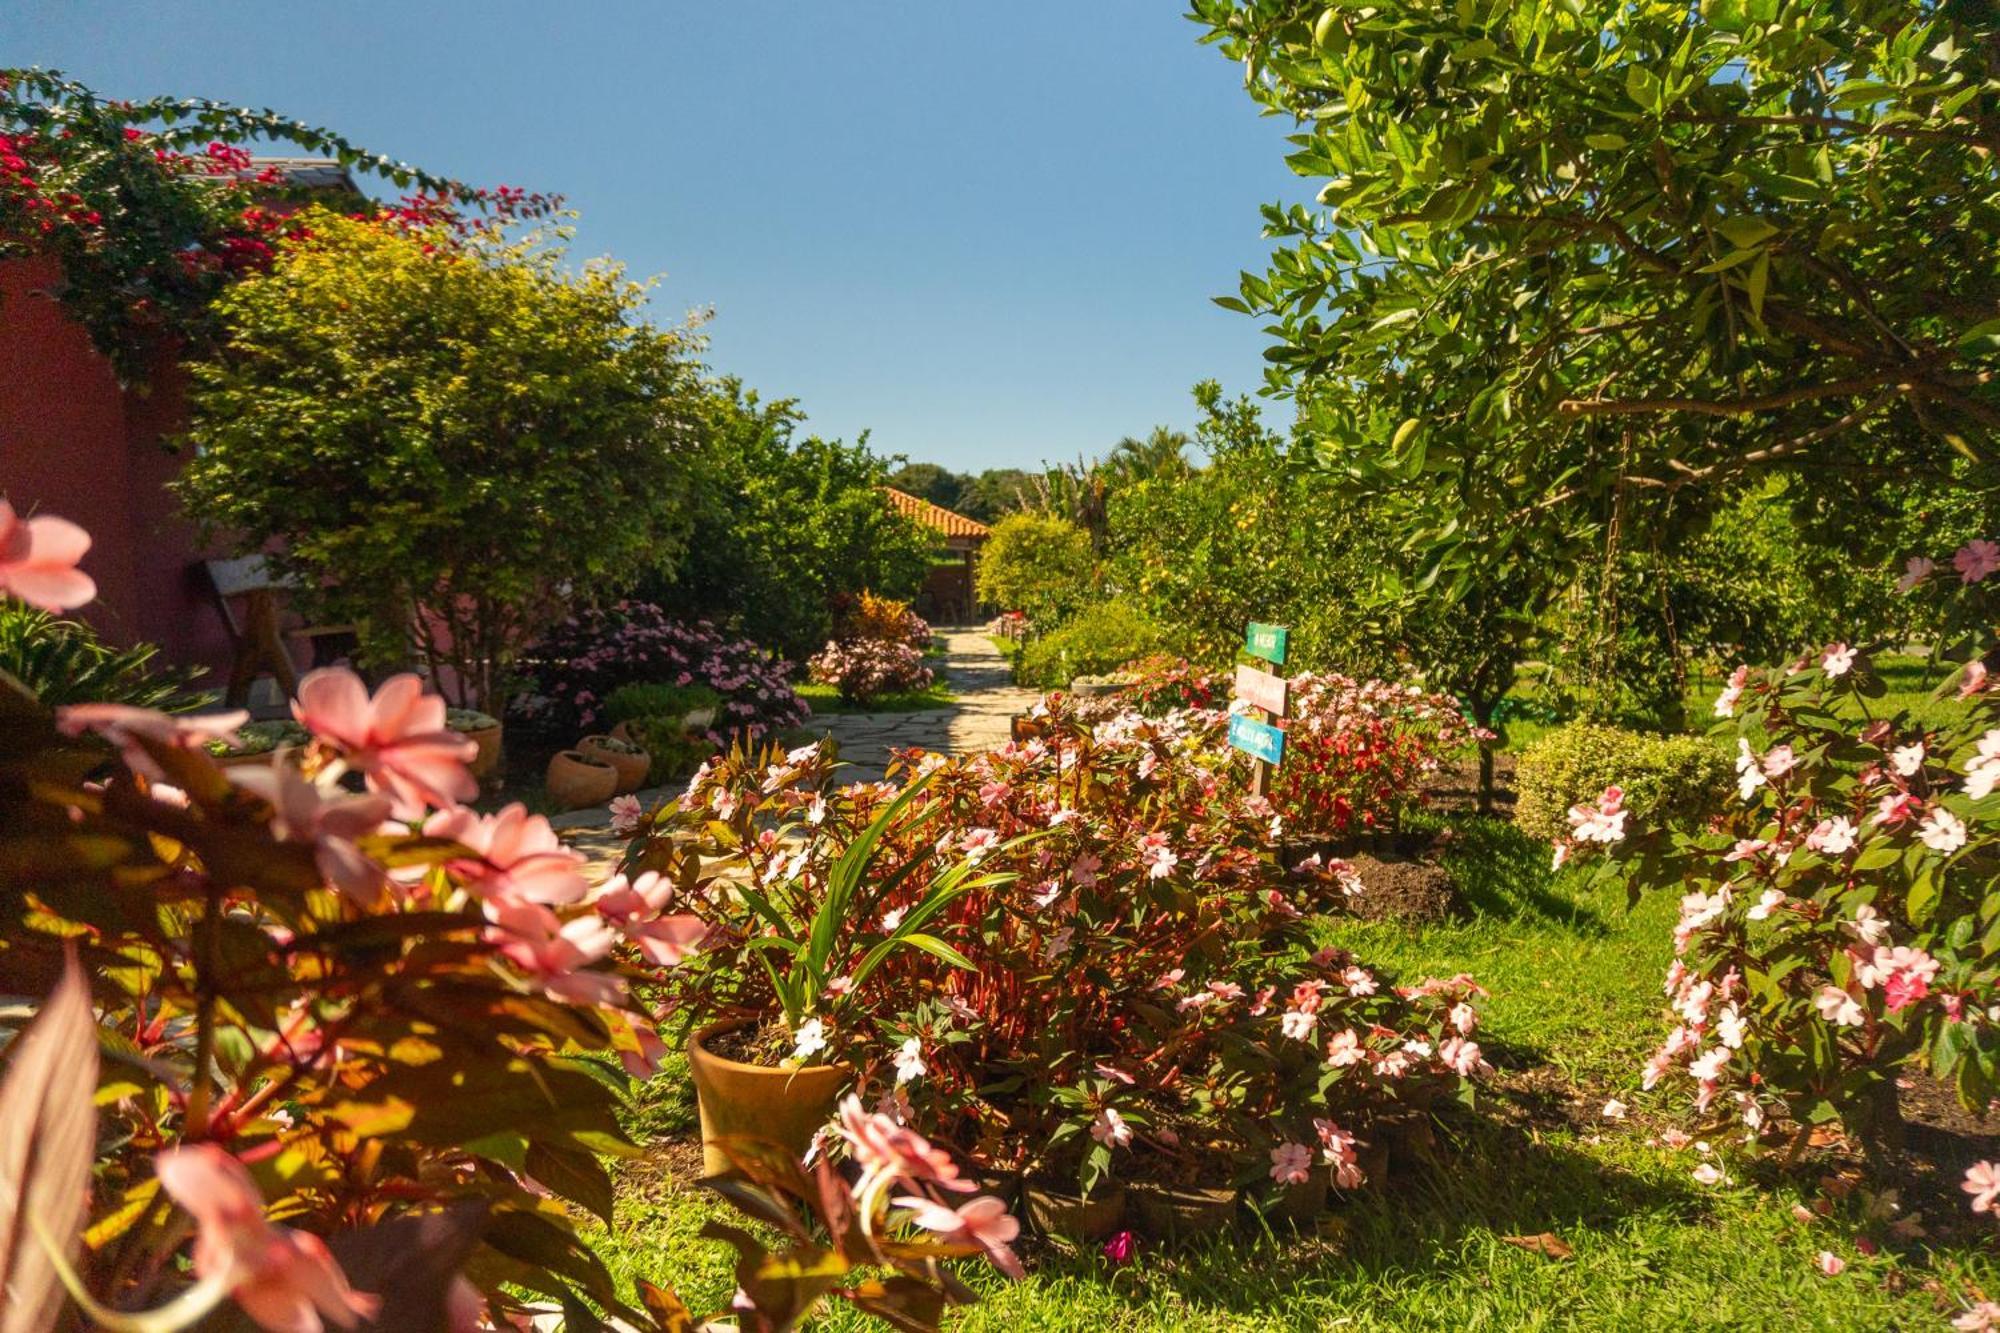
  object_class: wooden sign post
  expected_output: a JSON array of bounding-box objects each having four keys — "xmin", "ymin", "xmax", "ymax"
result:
[{"xmin": 1231, "ymin": 622, "xmax": 1290, "ymax": 796}]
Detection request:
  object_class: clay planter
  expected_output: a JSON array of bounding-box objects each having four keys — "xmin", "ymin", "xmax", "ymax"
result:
[
  {"xmin": 687, "ymin": 1021, "xmax": 851, "ymax": 1178},
  {"xmin": 1024, "ymin": 1183, "xmax": 1127, "ymax": 1242},
  {"xmin": 459, "ymin": 723, "xmax": 504, "ymax": 781},
  {"xmin": 578, "ymin": 734, "xmax": 650, "ymax": 794},
  {"xmin": 1126, "ymin": 1182, "xmax": 1238, "ymax": 1240},
  {"xmin": 545, "ymin": 749, "xmax": 618, "ymax": 811}
]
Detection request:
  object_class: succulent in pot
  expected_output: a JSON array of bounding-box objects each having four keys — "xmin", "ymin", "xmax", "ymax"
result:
[
  {"xmin": 578, "ymin": 731, "xmax": 649, "ymax": 794},
  {"xmin": 445, "ymin": 706, "xmax": 504, "ymax": 780},
  {"xmin": 203, "ymin": 718, "xmax": 309, "ymax": 768}
]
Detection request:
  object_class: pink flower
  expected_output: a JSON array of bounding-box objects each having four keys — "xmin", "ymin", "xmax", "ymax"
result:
[
  {"xmin": 895, "ymin": 1193, "xmax": 1023, "ymax": 1278},
  {"xmin": 591, "ymin": 871, "xmax": 708, "ymax": 966},
  {"xmin": 1341, "ymin": 966, "xmax": 1378, "ymax": 996},
  {"xmin": 229, "ymin": 762, "xmax": 392, "ymax": 905},
  {"xmin": 1326, "ymin": 1028, "xmax": 1366, "ymax": 1067},
  {"xmin": 1091, "ymin": 1108, "xmax": 1133, "ymax": 1148},
  {"xmin": 486, "ymin": 902, "xmax": 625, "ymax": 1007},
  {"xmin": 1815, "ymin": 1250, "xmax": 1846, "ymax": 1276},
  {"xmin": 1137, "ymin": 830, "xmax": 1178, "ymax": 879},
  {"xmin": 0, "ymin": 498, "xmax": 95, "ymax": 611},
  {"xmin": 1966, "ymin": 1161, "xmax": 2000, "ymax": 1214},
  {"xmin": 837, "ymin": 1094, "xmax": 973, "ymax": 1194},
  {"xmin": 56, "ymin": 702, "xmax": 249, "ymax": 781},
  {"xmin": 154, "ymin": 1144, "xmax": 380, "ymax": 1332},
  {"xmin": 1956, "ymin": 539, "xmax": 2000, "ymax": 584},
  {"xmin": 960, "ymin": 827, "xmax": 1000, "ymax": 861},
  {"xmin": 1761, "ymin": 745, "xmax": 1796, "ymax": 779},
  {"xmin": 1438, "ymin": 1036, "xmax": 1488, "ymax": 1077},
  {"xmin": 1805, "ymin": 817, "xmax": 1857, "ymax": 856},
  {"xmin": 1713, "ymin": 665, "xmax": 1749, "ymax": 718},
  {"xmin": 1101, "ymin": 1229, "xmax": 1137, "ymax": 1265},
  {"xmin": 1963, "ymin": 661, "xmax": 1991, "ymax": 700},
  {"xmin": 1954, "ymin": 1301, "xmax": 2000, "ymax": 1332},
  {"xmin": 426, "ymin": 804, "xmax": 591, "ymax": 908},
  {"xmin": 1269, "ymin": 1141, "xmax": 1314, "ymax": 1185},
  {"xmin": 1821, "ymin": 643, "xmax": 1856, "ymax": 678},
  {"xmin": 1898, "ymin": 555, "xmax": 1935, "ymax": 592},
  {"xmin": 608, "ymin": 794, "xmax": 644, "ymax": 836},
  {"xmin": 1280, "ymin": 1008, "xmax": 1318, "ymax": 1042},
  {"xmin": 293, "ymin": 669, "xmax": 476, "ymax": 816}
]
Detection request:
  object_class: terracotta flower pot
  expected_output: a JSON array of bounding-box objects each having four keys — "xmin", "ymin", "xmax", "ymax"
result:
[
  {"xmin": 459, "ymin": 723, "xmax": 503, "ymax": 781},
  {"xmin": 578, "ymin": 734, "xmax": 649, "ymax": 794},
  {"xmin": 1024, "ymin": 1182, "xmax": 1128, "ymax": 1242},
  {"xmin": 687, "ymin": 1021, "xmax": 851, "ymax": 1178},
  {"xmin": 545, "ymin": 749, "xmax": 618, "ymax": 812},
  {"xmin": 1126, "ymin": 1181, "xmax": 1238, "ymax": 1239}
]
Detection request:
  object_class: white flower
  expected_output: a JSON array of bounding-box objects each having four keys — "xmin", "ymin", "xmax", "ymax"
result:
[
  {"xmin": 893, "ymin": 1036, "xmax": 926, "ymax": 1084},
  {"xmin": 1688, "ymin": 1047, "xmax": 1729, "ymax": 1082},
  {"xmin": 1814, "ymin": 986, "xmax": 1864, "ymax": 1027},
  {"xmin": 1805, "ymin": 817, "xmax": 1857, "ymax": 856},
  {"xmin": 1890, "ymin": 742, "xmax": 1927, "ymax": 777},
  {"xmin": 1280, "ymin": 1009, "xmax": 1318, "ymax": 1042},
  {"xmin": 1822, "ymin": 643, "xmax": 1856, "ymax": 678},
  {"xmin": 791, "ymin": 1018, "xmax": 828, "ymax": 1063},
  {"xmin": 1921, "ymin": 806, "xmax": 1968, "ymax": 855},
  {"xmin": 1601, "ymin": 1098, "xmax": 1628, "ymax": 1121},
  {"xmin": 1747, "ymin": 888, "xmax": 1787, "ymax": 921},
  {"xmin": 1736, "ymin": 739, "xmax": 1768, "ymax": 801},
  {"xmin": 1090, "ymin": 1108, "xmax": 1132, "ymax": 1148}
]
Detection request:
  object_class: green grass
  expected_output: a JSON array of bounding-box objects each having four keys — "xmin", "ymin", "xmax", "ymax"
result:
[
  {"xmin": 795, "ymin": 680, "xmax": 957, "ymax": 714},
  {"xmin": 595, "ymin": 815, "xmax": 2000, "ymax": 1329}
]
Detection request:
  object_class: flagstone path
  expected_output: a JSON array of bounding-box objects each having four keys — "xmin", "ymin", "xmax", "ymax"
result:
[{"xmin": 553, "ymin": 629, "xmax": 1037, "ymax": 871}]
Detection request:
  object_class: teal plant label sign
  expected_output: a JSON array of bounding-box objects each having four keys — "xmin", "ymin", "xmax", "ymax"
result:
[
  {"xmin": 1245, "ymin": 622, "xmax": 1289, "ymax": 665},
  {"xmin": 1227, "ymin": 712, "xmax": 1285, "ymax": 766}
]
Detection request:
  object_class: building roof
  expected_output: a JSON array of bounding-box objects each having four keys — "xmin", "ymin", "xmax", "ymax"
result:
[
  {"xmin": 883, "ymin": 487, "xmax": 990, "ymax": 542},
  {"xmin": 243, "ymin": 157, "xmax": 363, "ymax": 194}
]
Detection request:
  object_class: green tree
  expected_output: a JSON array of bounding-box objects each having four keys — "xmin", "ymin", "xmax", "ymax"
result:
[
  {"xmin": 1104, "ymin": 426, "xmax": 1193, "ymax": 487},
  {"xmin": 174, "ymin": 210, "xmax": 703, "ymax": 709},
  {"xmin": 1195, "ymin": 0, "xmax": 2000, "ymax": 709},
  {"xmin": 887, "ymin": 462, "xmax": 965, "ymax": 511},
  {"xmin": 976, "ymin": 513, "xmax": 1097, "ymax": 626},
  {"xmin": 954, "ymin": 468, "xmax": 1034, "ymax": 523},
  {"xmin": 646, "ymin": 382, "xmax": 937, "ymax": 661}
]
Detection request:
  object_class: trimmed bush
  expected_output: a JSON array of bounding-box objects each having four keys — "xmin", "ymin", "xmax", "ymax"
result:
[
  {"xmin": 1019, "ymin": 601, "xmax": 1165, "ymax": 689},
  {"xmin": 624, "ymin": 714, "xmax": 722, "ymax": 785},
  {"xmin": 602, "ymin": 681, "xmax": 723, "ymax": 727},
  {"xmin": 1514, "ymin": 722, "xmax": 1729, "ymax": 842}
]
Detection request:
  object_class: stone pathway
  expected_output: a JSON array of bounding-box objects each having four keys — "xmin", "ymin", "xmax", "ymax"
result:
[{"xmin": 552, "ymin": 629, "xmax": 1038, "ymax": 870}]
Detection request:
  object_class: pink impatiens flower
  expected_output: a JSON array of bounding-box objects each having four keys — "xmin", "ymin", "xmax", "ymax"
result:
[
  {"xmin": 1269, "ymin": 1141, "xmax": 1314, "ymax": 1185},
  {"xmin": 894, "ymin": 1193, "xmax": 1023, "ymax": 1278},
  {"xmin": 293, "ymin": 668, "xmax": 476, "ymax": 816},
  {"xmin": 1816, "ymin": 1250, "xmax": 1846, "ymax": 1277},
  {"xmin": 1091, "ymin": 1108, "xmax": 1133, "ymax": 1148},
  {"xmin": 1965, "ymin": 1161, "xmax": 2000, "ymax": 1214},
  {"xmin": 1956, "ymin": 539, "xmax": 2000, "ymax": 584},
  {"xmin": 1920, "ymin": 806, "xmax": 1969, "ymax": 855},
  {"xmin": 1805, "ymin": 817, "xmax": 1858, "ymax": 856},
  {"xmin": 154, "ymin": 1144, "xmax": 379, "ymax": 1332},
  {"xmin": 426, "ymin": 803, "xmax": 591, "ymax": 908},
  {"xmin": 0, "ymin": 498, "xmax": 96, "ymax": 611},
  {"xmin": 1897, "ymin": 555, "xmax": 1935, "ymax": 592},
  {"xmin": 591, "ymin": 871, "xmax": 708, "ymax": 967},
  {"xmin": 1713, "ymin": 664, "xmax": 1750, "ymax": 718},
  {"xmin": 608, "ymin": 793, "xmax": 644, "ymax": 837},
  {"xmin": 1566, "ymin": 785, "xmax": 1627, "ymax": 845},
  {"xmin": 229, "ymin": 761, "xmax": 393, "ymax": 906},
  {"xmin": 1821, "ymin": 643, "xmax": 1856, "ymax": 678},
  {"xmin": 56, "ymin": 702, "xmax": 249, "ymax": 781},
  {"xmin": 1137, "ymin": 830, "xmax": 1178, "ymax": 879},
  {"xmin": 486, "ymin": 902, "xmax": 625, "ymax": 1007}
]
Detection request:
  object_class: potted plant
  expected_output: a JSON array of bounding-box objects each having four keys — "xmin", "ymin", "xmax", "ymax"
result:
[
  {"xmin": 204, "ymin": 719, "xmax": 310, "ymax": 769},
  {"xmin": 545, "ymin": 748, "xmax": 617, "ymax": 811},
  {"xmin": 643, "ymin": 759, "xmax": 1015, "ymax": 1176},
  {"xmin": 446, "ymin": 706, "xmax": 504, "ymax": 781},
  {"xmin": 578, "ymin": 731, "xmax": 649, "ymax": 793}
]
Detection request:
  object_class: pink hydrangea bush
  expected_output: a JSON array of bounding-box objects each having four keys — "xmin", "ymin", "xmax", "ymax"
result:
[
  {"xmin": 1559, "ymin": 638, "xmax": 2000, "ymax": 1157},
  {"xmin": 809, "ymin": 635, "xmax": 935, "ymax": 705},
  {"xmin": 630, "ymin": 690, "xmax": 1487, "ymax": 1201},
  {"xmin": 524, "ymin": 600, "xmax": 807, "ymax": 737},
  {"xmin": 0, "ymin": 500, "xmax": 1005, "ymax": 1331}
]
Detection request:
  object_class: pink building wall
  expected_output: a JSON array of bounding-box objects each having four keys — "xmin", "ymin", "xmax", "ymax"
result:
[{"xmin": 0, "ymin": 255, "xmax": 235, "ymax": 678}]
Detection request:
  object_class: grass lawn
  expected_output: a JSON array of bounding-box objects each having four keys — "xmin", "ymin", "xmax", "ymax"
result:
[
  {"xmin": 592, "ymin": 814, "xmax": 2000, "ymax": 1330},
  {"xmin": 796, "ymin": 680, "xmax": 957, "ymax": 714}
]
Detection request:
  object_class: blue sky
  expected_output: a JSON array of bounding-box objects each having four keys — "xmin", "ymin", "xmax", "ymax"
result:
[{"xmin": 3, "ymin": 2, "xmax": 1309, "ymax": 472}]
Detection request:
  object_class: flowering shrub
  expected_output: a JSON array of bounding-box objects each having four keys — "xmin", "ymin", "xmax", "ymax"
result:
[
  {"xmin": 0, "ymin": 498, "xmax": 1004, "ymax": 1331},
  {"xmin": 0, "ymin": 69, "xmax": 551, "ymax": 374},
  {"xmin": 1560, "ymin": 638, "xmax": 2000, "ymax": 1156},
  {"xmin": 629, "ymin": 692, "xmax": 1486, "ymax": 1199},
  {"xmin": 1118, "ymin": 654, "xmax": 1230, "ymax": 715},
  {"xmin": 837, "ymin": 589, "xmax": 934, "ymax": 653},
  {"xmin": 525, "ymin": 600, "xmax": 807, "ymax": 738},
  {"xmin": 1267, "ymin": 671, "xmax": 1489, "ymax": 844},
  {"xmin": 809, "ymin": 636, "xmax": 936, "ymax": 705}
]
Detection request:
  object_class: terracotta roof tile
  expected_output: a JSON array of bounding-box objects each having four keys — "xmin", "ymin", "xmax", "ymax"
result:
[{"xmin": 882, "ymin": 487, "xmax": 990, "ymax": 541}]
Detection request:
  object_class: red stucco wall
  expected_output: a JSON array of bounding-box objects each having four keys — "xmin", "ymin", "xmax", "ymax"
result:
[{"xmin": 0, "ymin": 255, "xmax": 234, "ymax": 677}]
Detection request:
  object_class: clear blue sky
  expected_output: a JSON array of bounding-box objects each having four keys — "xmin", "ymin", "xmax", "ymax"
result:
[{"xmin": 2, "ymin": 2, "xmax": 1309, "ymax": 472}]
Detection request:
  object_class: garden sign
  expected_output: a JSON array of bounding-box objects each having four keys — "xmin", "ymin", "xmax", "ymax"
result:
[{"xmin": 1230, "ymin": 623, "xmax": 1289, "ymax": 796}]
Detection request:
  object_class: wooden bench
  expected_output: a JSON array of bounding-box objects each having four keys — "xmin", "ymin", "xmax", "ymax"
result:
[{"xmin": 203, "ymin": 557, "xmax": 355, "ymax": 707}]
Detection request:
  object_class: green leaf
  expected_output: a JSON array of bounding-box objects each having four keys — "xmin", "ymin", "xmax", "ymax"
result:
[{"xmin": 1625, "ymin": 65, "xmax": 1661, "ymax": 113}]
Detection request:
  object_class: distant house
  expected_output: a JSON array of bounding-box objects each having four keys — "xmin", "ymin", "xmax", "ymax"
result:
[
  {"xmin": 882, "ymin": 486, "xmax": 989, "ymax": 625},
  {"xmin": 0, "ymin": 158, "xmax": 361, "ymax": 682}
]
